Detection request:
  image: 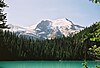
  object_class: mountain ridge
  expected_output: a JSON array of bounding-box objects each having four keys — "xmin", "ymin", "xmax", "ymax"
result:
[{"xmin": 7, "ymin": 18, "xmax": 84, "ymax": 39}]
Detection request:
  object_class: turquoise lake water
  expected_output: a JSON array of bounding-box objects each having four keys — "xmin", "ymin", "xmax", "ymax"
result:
[{"xmin": 0, "ymin": 61, "xmax": 99, "ymax": 68}]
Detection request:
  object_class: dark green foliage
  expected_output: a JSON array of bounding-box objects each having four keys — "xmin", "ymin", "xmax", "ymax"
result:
[
  {"xmin": 0, "ymin": 0, "xmax": 8, "ymax": 29},
  {"xmin": 82, "ymin": 61, "xmax": 88, "ymax": 68},
  {"xmin": 0, "ymin": 22, "xmax": 100, "ymax": 60},
  {"xmin": 0, "ymin": 30, "xmax": 84, "ymax": 60},
  {"xmin": 87, "ymin": 22, "xmax": 100, "ymax": 59},
  {"xmin": 89, "ymin": 0, "xmax": 100, "ymax": 3}
]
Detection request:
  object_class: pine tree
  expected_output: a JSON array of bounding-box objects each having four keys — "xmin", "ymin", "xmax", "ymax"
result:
[
  {"xmin": 89, "ymin": 0, "xmax": 100, "ymax": 3},
  {"xmin": 0, "ymin": 0, "xmax": 8, "ymax": 29}
]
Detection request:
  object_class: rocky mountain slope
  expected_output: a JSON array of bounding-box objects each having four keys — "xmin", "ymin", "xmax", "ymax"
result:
[{"xmin": 7, "ymin": 18, "xmax": 84, "ymax": 39}]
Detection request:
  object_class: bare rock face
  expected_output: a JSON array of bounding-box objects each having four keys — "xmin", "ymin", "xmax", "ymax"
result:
[{"xmin": 7, "ymin": 18, "xmax": 84, "ymax": 39}]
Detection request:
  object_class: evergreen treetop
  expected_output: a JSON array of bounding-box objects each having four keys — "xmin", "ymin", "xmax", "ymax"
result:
[{"xmin": 0, "ymin": 0, "xmax": 8, "ymax": 29}]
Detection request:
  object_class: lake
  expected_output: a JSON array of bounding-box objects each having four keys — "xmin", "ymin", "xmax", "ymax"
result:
[{"xmin": 0, "ymin": 61, "xmax": 99, "ymax": 68}]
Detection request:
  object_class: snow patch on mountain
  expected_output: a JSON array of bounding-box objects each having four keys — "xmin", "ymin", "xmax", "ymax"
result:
[
  {"xmin": 7, "ymin": 18, "xmax": 84, "ymax": 39},
  {"xmin": 8, "ymin": 24, "xmax": 26, "ymax": 32}
]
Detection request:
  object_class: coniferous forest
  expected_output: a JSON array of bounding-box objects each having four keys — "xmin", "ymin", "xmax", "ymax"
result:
[
  {"xmin": 0, "ymin": 0, "xmax": 100, "ymax": 61},
  {"xmin": 0, "ymin": 22, "xmax": 100, "ymax": 60}
]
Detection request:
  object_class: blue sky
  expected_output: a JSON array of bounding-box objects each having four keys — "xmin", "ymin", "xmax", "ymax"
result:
[{"xmin": 5, "ymin": 0, "xmax": 100, "ymax": 27}]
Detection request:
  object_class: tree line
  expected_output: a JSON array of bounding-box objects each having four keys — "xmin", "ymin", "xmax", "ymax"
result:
[
  {"xmin": 0, "ymin": 22, "xmax": 100, "ymax": 60},
  {"xmin": 0, "ymin": 0, "xmax": 100, "ymax": 61}
]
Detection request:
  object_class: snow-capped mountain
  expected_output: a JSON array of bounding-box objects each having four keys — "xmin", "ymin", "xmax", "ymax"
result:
[{"xmin": 7, "ymin": 18, "xmax": 84, "ymax": 39}]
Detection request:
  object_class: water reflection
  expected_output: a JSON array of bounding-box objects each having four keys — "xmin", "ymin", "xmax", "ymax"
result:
[
  {"xmin": 0, "ymin": 67, "xmax": 3, "ymax": 68},
  {"xmin": 0, "ymin": 61, "xmax": 99, "ymax": 68}
]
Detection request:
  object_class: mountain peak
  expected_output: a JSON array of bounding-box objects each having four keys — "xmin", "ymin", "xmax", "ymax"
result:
[
  {"xmin": 7, "ymin": 18, "xmax": 84, "ymax": 39},
  {"xmin": 51, "ymin": 18, "xmax": 73, "ymax": 28}
]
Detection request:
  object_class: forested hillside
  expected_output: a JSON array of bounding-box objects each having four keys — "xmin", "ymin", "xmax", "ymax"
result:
[{"xmin": 0, "ymin": 22, "xmax": 100, "ymax": 60}]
